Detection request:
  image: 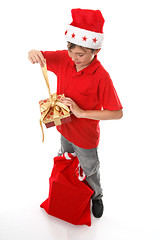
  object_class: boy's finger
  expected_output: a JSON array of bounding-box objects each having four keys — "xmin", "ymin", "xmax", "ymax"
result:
[
  {"xmin": 28, "ymin": 55, "xmax": 35, "ymax": 64},
  {"xmin": 32, "ymin": 56, "xmax": 38, "ymax": 63},
  {"xmin": 37, "ymin": 51, "xmax": 46, "ymax": 65},
  {"xmin": 37, "ymin": 55, "xmax": 45, "ymax": 67},
  {"xmin": 62, "ymin": 97, "xmax": 71, "ymax": 101}
]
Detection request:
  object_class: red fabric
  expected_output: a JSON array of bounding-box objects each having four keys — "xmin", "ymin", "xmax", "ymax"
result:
[
  {"xmin": 70, "ymin": 9, "xmax": 105, "ymax": 33},
  {"xmin": 40, "ymin": 153, "xmax": 94, "ymax": 226},
  {"xmin": 41, "ymin": 50, "xmax": 123, "ymax": 148}
]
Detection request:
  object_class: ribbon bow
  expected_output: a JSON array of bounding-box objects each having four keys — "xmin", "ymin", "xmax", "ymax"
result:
[{"xmin": 40, "ymin": 63, "xmax": 70, "ymax": 142}]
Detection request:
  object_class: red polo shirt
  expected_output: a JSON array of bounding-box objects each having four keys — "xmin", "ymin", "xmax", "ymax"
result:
[{"xmin": 41, "ymin": 50, "xmax": 123, "ymax": 149}]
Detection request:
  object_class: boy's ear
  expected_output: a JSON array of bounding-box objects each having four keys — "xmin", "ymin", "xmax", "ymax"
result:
[{"xmin": 94, "ymin": 49, "xmax": 101, "ymax": 55}]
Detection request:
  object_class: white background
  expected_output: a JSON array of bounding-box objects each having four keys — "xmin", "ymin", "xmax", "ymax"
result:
[{"xmin": 0, "ymin": 0, "xmax": 160, "ymax": 239}]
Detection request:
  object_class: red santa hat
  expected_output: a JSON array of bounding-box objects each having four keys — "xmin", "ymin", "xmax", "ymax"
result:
[{"xmin": 65, "ymin": 8, "xmax": 105, "ymax": 49}]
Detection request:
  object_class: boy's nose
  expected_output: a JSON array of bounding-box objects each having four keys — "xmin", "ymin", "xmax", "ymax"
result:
[{"xmin": 72, "ymin": 55, "xmax": 77, "ymax": 62}]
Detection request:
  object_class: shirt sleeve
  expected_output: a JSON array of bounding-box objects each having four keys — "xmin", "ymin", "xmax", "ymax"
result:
[
  {"xmin": 99, "ymin": 73, "xmax": 123, "ymax": 111},
  {"xmin": 41, "ymin": 50, "xmax": 64, "ymax": 75}
]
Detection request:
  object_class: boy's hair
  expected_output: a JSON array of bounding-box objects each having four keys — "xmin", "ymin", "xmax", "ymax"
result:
[{"xmin": 67, "ymin": 42, "xmax": 95, "ymax": 53}]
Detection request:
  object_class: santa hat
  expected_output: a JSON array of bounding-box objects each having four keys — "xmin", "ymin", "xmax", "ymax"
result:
[{"xmin": 65, "ymin": 8, "xmax": 105, "ymax": 49}]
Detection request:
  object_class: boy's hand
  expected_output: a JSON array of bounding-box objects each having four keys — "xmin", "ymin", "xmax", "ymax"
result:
[
  {"xmin": 28, "ymin": 49, "xmax": 46, "ymax": 67},
  {"xmin": 61, "ymin": 97, "xmax": 84, "ymax": 118}
]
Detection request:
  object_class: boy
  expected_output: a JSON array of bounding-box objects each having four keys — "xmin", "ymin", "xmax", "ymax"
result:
[{"xmin": 28, "ymin": 8, "xmax": 123, "ymax": 218}]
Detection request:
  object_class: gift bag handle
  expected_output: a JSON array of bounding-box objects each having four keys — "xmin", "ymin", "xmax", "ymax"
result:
[{"xmin": 63, "ymin": 153, "xmax": 86, "ymax": 181}]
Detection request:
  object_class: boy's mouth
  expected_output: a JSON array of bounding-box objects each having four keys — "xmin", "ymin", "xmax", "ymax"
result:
[{"xmin": 75, "ymin": 62, "xmax": 81, "ymax": 65}]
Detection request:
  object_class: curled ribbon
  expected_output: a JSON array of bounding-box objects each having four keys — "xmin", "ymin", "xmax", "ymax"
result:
[{"xmin": 40, "ymin": 63, "xmax": 70, "ymax": 142}]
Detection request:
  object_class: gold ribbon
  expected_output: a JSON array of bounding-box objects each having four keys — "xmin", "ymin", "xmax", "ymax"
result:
[{"xmin": 40, "ymin": 63, "xmax": 70, "ymax": 142}]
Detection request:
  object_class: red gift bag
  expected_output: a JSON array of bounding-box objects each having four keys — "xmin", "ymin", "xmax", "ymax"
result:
[{"xmin": 40, "ymin": 152, "xmax": 94, "ymax": 226}]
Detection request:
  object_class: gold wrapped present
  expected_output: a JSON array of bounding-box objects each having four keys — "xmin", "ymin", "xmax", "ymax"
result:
[{"xmin": 39, "ymin": 63, "xmax": 70, "ymax": 142}]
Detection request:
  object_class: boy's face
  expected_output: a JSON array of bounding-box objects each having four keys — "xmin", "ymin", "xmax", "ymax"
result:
[{"xmin": 68, "ymin": 45, "xmax": 99, "ymax": 71}]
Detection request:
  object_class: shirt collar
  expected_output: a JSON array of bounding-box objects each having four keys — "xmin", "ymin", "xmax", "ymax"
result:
[{"xmin": 69, "ymin": 55, "xmax": 100, "ymax": 75}]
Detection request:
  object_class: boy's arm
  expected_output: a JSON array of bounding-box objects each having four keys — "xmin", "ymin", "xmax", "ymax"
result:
[
  {"xmin": 61, "ymin": 97, "xmax": 123, "ymax": 120},
  {"xmin": 81, "ymin": 109, "xmax": 123, "ymax": 120}
]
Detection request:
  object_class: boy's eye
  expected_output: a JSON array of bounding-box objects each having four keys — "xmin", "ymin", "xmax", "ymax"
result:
[{"xmin": 79, "ymin": 55, "xmax": 84, "ymax": 57}]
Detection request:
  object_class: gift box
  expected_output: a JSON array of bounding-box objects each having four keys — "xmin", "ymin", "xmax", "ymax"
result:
[
  {"xmin": 39, "ymin": 63, "xmax": 71, "ymax": 142},
  {"xmin": 39, "ymin": 93, "xmax": 71, "ymax": 127},
  {"xmin": 40, "ymin": 152, "xmax": 94, "ymax": 226}
]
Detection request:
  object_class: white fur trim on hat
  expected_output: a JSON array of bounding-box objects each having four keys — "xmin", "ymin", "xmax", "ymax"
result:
[{"xmin": 65, "ymin": 25, "xmax": 104, "ymax": 49}]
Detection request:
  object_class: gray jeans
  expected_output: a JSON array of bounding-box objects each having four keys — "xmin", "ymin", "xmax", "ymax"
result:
[{"xmin": 57, "ymin": 134, "xmax": 103, "ymax": 200}]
